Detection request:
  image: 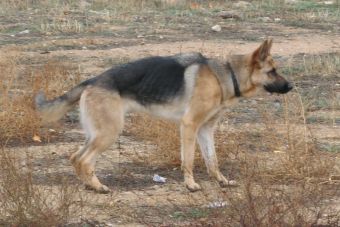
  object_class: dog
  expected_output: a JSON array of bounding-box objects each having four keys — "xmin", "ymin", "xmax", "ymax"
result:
[{"xmin": 35, "ymin": 39, "xmax": 293, "ymax": 193}]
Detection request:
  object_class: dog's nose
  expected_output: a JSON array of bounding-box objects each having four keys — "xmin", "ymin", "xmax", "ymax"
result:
[{"xmin": 287, "ymin": 82, "xmax": 293, "ymax": 91}]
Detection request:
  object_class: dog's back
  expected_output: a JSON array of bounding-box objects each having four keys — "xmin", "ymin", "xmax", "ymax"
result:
[{"xmin": 93, "ymin": 54, "xmax": 205, "ymax": 105}]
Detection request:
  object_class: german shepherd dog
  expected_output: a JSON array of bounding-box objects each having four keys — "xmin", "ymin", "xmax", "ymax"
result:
[{"xmin": 36, "ymin": 39, "xmax": 292, "ymax": 193}]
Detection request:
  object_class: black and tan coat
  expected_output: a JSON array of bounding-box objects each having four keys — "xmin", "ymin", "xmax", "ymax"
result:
[{"xmin": 36, "ymin": 39, "xmax": 292, "ymax": 193}]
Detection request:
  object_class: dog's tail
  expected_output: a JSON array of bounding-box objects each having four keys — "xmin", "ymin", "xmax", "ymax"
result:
[{"xmin": 35, "ymin": 78, "xmax": 95, "ymax": 124}]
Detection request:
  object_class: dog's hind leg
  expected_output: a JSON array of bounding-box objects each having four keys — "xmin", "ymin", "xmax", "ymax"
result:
[
  {"xmin": 70, "ymin": 87, "xmax": 124, "ymax": 193},
  {"xmin": 180, "ymin": 118, "xmax": 201, "ymax": 192},
  {"xmin": 197, "ymin": 116, "xmax": 237, "ymax": 187}
]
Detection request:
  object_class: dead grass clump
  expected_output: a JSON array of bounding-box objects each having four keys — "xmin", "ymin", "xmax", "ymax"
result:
[
  {"xmin": 126, "ymin": 113, "xmax": 181, "ymax": 166},
  {"xmin": 213, "ymin": 90, "xmax": 340, "ymax": 226},
  {"xmin": 225, "ymin": 154, "xmax": 340, "ymax": 227},
  {"xmin": 0, "ymin": 50, "xmax": 38, "ymax": 144},
  {"xmin": 0, "ymin": 148, "xmax": 84, "ymax": 226},
  {"xmin": 0, "ymin": 52, "xmax": 80, "ymax": 144},
  {"xmin": 303, "ymin": 53, "xmax": 340, "ymax": 76},
  {"xmin": 40, "ymin": 18, "xmax": 85, "ymax": 34},
  {"xmin": 33, "ymin": 60, "xmax": 81, "ymax": 101}
]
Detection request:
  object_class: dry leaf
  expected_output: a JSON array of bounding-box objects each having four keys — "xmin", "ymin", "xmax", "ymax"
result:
[{"xmin": 33, "ymin": 135, "xmax": 42, "ymax": 142}]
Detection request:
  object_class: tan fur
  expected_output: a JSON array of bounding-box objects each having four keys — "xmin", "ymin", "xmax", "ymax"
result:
[
  {"xmin": 40, "ymin": 102, "xmax": 71, "ymax": 124},
  {"xmin": 70, "ymin": 87, "xmax": 124, "ymax": 192},
  {"xmin": 180, "ymin": 65, "xmax": 223, "ymax": 191}
]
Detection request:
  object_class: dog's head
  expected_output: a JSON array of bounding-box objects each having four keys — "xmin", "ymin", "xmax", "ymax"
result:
[{"xmin": 250, "ymin": 39, "xmax": 293, "ymax": 94}]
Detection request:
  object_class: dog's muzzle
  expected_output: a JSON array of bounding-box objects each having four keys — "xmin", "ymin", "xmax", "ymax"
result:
[{"xmin": 264, "ymin": 81, "xmax": 293, "ymax": 94}]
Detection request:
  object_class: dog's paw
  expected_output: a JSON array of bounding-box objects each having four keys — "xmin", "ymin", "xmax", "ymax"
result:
[
  {"xmin": 186, "ymin": 182, "xmax": 202, "ymax": 192},
  {"xmin": 85, "ymin": 184, "xmax": 111, "ymax": 194},
  {"xmin": 97, "ymin": 185, "xmax": 111, "ymax": 194}
]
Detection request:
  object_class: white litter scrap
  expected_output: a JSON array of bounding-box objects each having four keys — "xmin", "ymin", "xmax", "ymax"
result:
[
  {"xmin": 211, "ymin": 24, "xmax": 222, "ymax": 32},
  {"xmin": 204, "ymin": 201, "xmax": 228, "ymax": 208},
  {"xmin": 153, "ymin": 174, "xmax": 167, "ymax": 183},
  {"xmin": 18, "ymin": 29, "xmax": 30, "ymax": 35}
]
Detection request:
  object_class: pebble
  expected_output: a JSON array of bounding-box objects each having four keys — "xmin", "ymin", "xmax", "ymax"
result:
[
  {"xmin": 285, "ymin": 0, "xmax": 299, "ymax": 3},
  {"xmin": 211, "ymin": 25, "xmax": 221, "ymax": 32},
  {"xmin": 260, "ymin": 17, "xmax": 271, "ymax": 22},
  {"xmin": 324, "ymin": 1, "xmax": 333, "ymax": 5}
]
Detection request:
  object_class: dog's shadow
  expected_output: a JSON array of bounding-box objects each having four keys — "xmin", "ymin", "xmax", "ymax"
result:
[
  {"xmin": 31, "ymin": 153, "xmax": 239, "ymax": 191},
  {"xmin": 31, "ymin": 160, "xmax": 185, "ymax": 191}
]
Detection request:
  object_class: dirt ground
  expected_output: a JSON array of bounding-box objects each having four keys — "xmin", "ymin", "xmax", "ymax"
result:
[{"xmin": 1, "ymin": 1, "xmax": 339, "ymax": 226}]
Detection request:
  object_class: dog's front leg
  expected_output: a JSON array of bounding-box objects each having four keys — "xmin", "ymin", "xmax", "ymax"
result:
[
  {"xmin": 180, "ymin": 121, "xmax": 201, "ymax": 192},
  {"xmin": 197, "ymin": 121, "xmax": 237, "ymax": 187}
]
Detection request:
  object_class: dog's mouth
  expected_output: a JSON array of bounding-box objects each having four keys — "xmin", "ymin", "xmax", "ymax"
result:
[{"xmin": 264, "ymin": 82, "xmax": 293, "ymax": 94}]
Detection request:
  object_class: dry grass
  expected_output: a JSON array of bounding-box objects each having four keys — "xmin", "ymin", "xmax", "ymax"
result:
[
  {"xmin": 0, "ymin": 51, "xmax": 84, "ymax": 225},
  {"xmin": 0, "ymin": 49, "xmax": 80, "ymax": 144},
  {"xmin": 0, "ymin": 148, "xmax": 85, "ymax": 226},
  {"xmin": 303, "ymin": 53, "xmax": 340, "ymax": 76},
  {"xmin": 126, "ymin": 114, "xmax": 181, "ymax": 166},
  {"xmin": 0, "ymin": 1, "xmax": 339, "ymax": 225},
  {"xmin": 0, "ymin": 50, "xmax": 338, "ymax": 225}
]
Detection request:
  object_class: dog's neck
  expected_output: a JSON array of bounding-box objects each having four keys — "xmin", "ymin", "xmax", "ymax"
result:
[
  {"xmin": 226, "ymin": 55, "xmax": 258, "ymax": 98},
  {"xmin": 225, "ymin": 61, "xmax": 241, "ymax": 97}
]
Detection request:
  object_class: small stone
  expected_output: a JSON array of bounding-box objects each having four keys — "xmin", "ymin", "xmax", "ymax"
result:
[
  {"xmin": 324, "ymin": 1, "xmax": 333, "ymax": 5},
  {"xmin": 211, "ymin": 25, "xmax": 221, "ymax": 32},
  {"xmin": 285, "ymin": 0, "xmax": 298, "ymax": 3},
  {"xmin": 274, "ymin": 18, "xmax": 281, "ymax": 22},
  {"xmin": 260, "ymin": 17, "xmax": 271, "ymax": 22}
]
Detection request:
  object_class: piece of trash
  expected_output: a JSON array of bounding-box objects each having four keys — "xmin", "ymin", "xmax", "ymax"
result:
[
  {"xmin": 17, "ymin": 29, "xmax": 30, "ymax": 35},
  {"xmin": 153, "ymin": 174, "xmax": 166, "ymax": 183},
  {"xmin": 32, "ymin": 135, "xmax": 42, "ymax": 142},
  {"xmin": 204, "ymin": 201, "xmax": 228, "ymax": 208},
  {"xmin": 273, "ymin": 150, "xmax": 285, "ymax": 153},
  {"xmin": 211, "ymin": 24, "xmax": 221, "ymax": 32}
]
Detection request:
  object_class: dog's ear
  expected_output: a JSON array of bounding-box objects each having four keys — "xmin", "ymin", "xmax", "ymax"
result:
[{"xmin": 252, "ymin": 39, "xmax": 273, "ymax": 63}]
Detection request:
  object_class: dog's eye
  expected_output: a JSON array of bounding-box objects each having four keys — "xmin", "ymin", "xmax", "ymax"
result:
[{"xmin": 267, "ymin": 69, "xmax": 277, "ymax": 76}]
